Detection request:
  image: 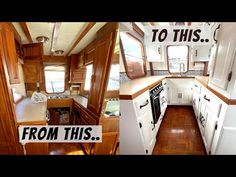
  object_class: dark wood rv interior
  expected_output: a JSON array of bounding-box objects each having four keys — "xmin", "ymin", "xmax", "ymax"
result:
[{"xmin": 0, "ymin": 22, "xmax": 119, "ymax": 155}]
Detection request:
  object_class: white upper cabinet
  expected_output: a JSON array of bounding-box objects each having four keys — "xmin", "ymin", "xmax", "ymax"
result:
[
  {"xmin": 191, "ymin": 23, "xmax": 220, "ymax": 62},
  {"xmin": 209, "ymin": 23, "xmax": 236, "ymax": 90},
  {"xmin": 145, "ymin": 45, "xmax": 163, "ymax": 62},
  {"xmin": 191, "ymin": 45, "xmax": 211, "ymax": 62}
]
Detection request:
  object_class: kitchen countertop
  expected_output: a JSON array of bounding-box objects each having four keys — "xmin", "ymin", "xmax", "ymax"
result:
[
  {"xmin": 71, "ymin": 95, "xmax": 88, "ymax": 108},
  {"xmin": 120, "ymin": 75, "xmax": 196, "ymax": 100},
  {"xmin": 15, "ymin": 98, "xmax": 47, "ymax": 124}
]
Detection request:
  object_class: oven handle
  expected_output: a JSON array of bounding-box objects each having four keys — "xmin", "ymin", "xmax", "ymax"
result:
[{"xmin": 139, "ymin": 99, "xmax": 149, "ymax": 109}]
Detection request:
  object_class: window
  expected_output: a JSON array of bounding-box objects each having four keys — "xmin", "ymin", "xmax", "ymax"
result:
[
  {"xmin": 107, "ymin": 64, "xmax": 119, "ymax": 90},
  {"xmin": 84, "ymin": 64, "xmax": 93, "ymax": 90},
  {"xmin": 120, "ymin": 32, "xmax": 146, "ymax": 79},
  {"xmin": 44, "ymin": 66, "xmax": 65, "ymax": 93},
  {"xmin": 167, "ymin": 45, "xmax": 189, "ymax": 74}
]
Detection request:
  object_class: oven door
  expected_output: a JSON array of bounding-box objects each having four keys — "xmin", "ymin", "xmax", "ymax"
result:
[{"xmin": 150, "ymin": 94, "xmax": 161, "ymax": 124}]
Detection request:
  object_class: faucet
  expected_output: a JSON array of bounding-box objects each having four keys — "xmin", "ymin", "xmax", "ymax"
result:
[{"xmin": 179, "ymin": 63, "xmax": 185, "ymax": 76}]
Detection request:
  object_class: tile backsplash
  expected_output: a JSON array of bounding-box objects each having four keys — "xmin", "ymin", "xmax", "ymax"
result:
[{"xmin": 120, "ymin": 70, "xmax": 204, "ymax": 84}]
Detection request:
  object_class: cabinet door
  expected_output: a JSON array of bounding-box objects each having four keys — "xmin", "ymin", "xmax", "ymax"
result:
[
  {"xmin": 146, "ymin": 45, "xmax": 162, "ymax": 62},
  {"xmin": 1, "ymin": 26, "xmax": 20, "ymax": 84},
  {"xmin": 209, "ymin": 23, "xmax": 236, "ymax": 90},
  {"xmin": 23, "ymin": 43, "xmax": 43, "ymax": 59},
  {"xmin": 23, "ymin": 60, "xmax": 42, "ymax": 83},
  {"xmin": 139, "ymin": 108, "xmax": 155, "ymax": 154},
  {"xmin": 203, "ymin": 108, "xmax": 217, "ymax": 154},
  {"xmin": 70, "ymin": 69, "xmax": 86, "ymax": 83},
  {"xmin": 192, "ymin": 45, "xmax": 211, "ymax": 62},
  {"xmin": 84, "ymin": 41, "xmax": 96, "ymax": 65},
  {"xmin": 78, "ymin": 51, "xmax": 85, "ymax": 67},
  {"xmin": 87, "ymin": 32, "xmax": 114, "ymax": 116}
]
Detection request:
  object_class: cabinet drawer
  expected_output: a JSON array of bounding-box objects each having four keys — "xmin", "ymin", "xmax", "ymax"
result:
[
  {"xmin": 80, "ymin": 108, "xmax": 97, "ymax": 125},
  {"xmin": 201, "ymin": 88, "xmax": 222, "ymax": 117},
  {"xmin": 134, "ymin": 91, "xmax": 151, "ymax": 117}
]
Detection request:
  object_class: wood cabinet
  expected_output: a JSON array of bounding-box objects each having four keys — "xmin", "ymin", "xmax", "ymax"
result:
[
  {"xmin": 78, "ymin": 51, "xmax": 85, "ymax": 67},
  {"xmin": 87, "ymin": 24, "xmax": 117, "ymax": 116},
  {"xmin": 69, "ymin": 54, "xmax": 86, "ymax": 83},
  {"xmin": 84, "ymin": 40, "xmax": 96, "ymax": 65},
  {"xmin": 23, "ymin": 60, "xmax": 43, "ymax": 83},
  {"xmin": 22, "ymin": 43, "xmax": 43, "ymax": 59},
  {"xmin": 1, "ymin": 24, "xmax": 20, "ymax": 84},
  {"xmin": 209, "ymin": 23, "xmax": 236, "ymax": 90}
]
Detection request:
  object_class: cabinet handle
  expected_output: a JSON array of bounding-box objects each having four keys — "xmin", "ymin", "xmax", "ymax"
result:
[
  {"xmin": 139, "ymin": 99, "xmax": 149, "ymax": 109},
  {"xmin": 204, "ymin": 95, "xmax": 210, "ymax": 102},
  {"xmin": 195, "ymin": 84, "xmax": 198, "ymax": 87},
  {"xmin": 213, "ymin": 24, "xmax": 220, "ymax": 43},
  {"xmin": 195, "ymin": 50, "xmax": 198, "ymax": 57},
  {"xmin": 164, "ymin": 83, "xmax": 167, "ymax": 85}
]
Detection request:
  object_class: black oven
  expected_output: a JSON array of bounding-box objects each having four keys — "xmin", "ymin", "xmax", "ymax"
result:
[{"xmin": 149, "ymin": 83, "xmax": 163, "ymax": 124}]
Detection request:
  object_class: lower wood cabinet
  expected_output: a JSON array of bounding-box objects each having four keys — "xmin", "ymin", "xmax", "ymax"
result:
[{"xmin": 72, "ymin": 101, "xmax": 119, "ymax": 155}]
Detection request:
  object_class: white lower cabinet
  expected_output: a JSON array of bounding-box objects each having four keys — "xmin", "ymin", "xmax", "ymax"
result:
[
  {"xmin": 138, "ymin": 107, "xmax": 156, "ymax": 154},
  {"xmin": 167, "ymin": 79, "xmax": 193, "ymax": 105},
  {"xmin": 203, "ymin": 108, "xmax": 217, "ymax": 154}
]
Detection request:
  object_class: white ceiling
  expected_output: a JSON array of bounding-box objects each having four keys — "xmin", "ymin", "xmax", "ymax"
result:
[{"xmin": 12, "ymin": 22, "xmax": 107, "ymax": 56}]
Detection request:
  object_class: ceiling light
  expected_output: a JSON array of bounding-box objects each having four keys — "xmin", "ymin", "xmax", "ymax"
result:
[
  {"xmin": 36, "ymin": 36, "xmax": 49, "ymax": 43},
  {"xmin": 54, "ymin": 50, "xmax": 64, "ymax": 55}
]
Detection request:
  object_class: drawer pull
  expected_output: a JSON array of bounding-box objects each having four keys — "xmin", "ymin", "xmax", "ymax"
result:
[
  {"xmin": 204, "ymin": 95, "xmax": 210, "ymax": 102},
  {"xmin": 140, "ymin": 100, "xmax": 149, "ymax": 109}
]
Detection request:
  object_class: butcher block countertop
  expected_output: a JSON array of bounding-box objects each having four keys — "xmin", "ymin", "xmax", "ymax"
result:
[
  {"xmin": 15, "ymin": 98, "xmax": 47, "ymax": 124},
  {"xmin": 120, "ymin": 75, "xmax": 236, "ymax": 105},
  {"xmin": 120, "ymin": 75, "xmax": 195, "ymax": 100}
]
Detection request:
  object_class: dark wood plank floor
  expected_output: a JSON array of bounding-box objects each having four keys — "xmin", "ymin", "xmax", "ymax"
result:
[{"xmin": 153, "ymin": 106, "xmax": 206, "ymax": 155}]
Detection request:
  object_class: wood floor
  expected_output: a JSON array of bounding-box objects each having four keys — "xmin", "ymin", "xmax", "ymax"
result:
[
  {"xmin": 49, "ymin": 143, "xmax": 85, "ymax": 155},
  {"xmin": 153, "ymin": 106, "xmax": 206, "ymax": 155}
]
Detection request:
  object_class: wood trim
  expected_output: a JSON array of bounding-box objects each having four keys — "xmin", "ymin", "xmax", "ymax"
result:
[
  {"xmin": 229, "ymin": 99, "xmax": 236, "ymax": 105},
  {"xmin": 120, "ymin": 32, "xmax": 147, "ymax": 80},
  {"xmin": 149, "ymin": 62, "xmax": 154, "ymax": 76},
  {"xmin": 50, "ymin": 22, "xmax": 62, "ymax": 55},
  {"xmin": 65, "ymin": 22, "xmax": 96, "ymax": 56},
  {"xmin": 132, "ymin": 22, "xmax": 144, "ymax": 37},
  {"xmin": 17, "ymin": 120, "xmax": 47, "ymax": 126},
  {"xmin": 9, "ymin": 23, "xmax": 21, "ymax": 43},
  {"xmin": 195, "ymin": 77, "xmax": 236, "ymax": 105},
  {"xmin": 19, "ymin": 22, "xmax": 33, "ymax": 43}
]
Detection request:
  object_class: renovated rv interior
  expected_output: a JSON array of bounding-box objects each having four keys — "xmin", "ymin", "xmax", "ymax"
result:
[
  {"xmin": 0, "ymin": 22, "xmax": 119, "ymax": 155},
  {"xmin": 120, "ymin": 22, "xmax": 236, "ymax": 155}
]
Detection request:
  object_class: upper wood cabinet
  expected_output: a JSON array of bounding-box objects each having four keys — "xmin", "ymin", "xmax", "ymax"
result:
[
  {"xmin": 84, "ymin": 40, "xmax": 96, "ymax": 65},
  {"xmin": 0, "ymin": 24, "xmax": 20, "ymax": 84},
  {"xmin": 23, "ymin": 60, "xmax": 43, "ymax": 83},
  {"xmin": 22, "ymin": 43, "xmax": 43, "ymax": 60},
  {"xmin": 69, "ymin": 54, "xmax": 86, "ymax": 83},
  {"xmin": 87, "ymin": 23, "xmax": 118, "ymax": 117}
]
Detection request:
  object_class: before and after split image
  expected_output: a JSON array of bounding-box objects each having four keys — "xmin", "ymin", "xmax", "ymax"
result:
[{"xmin": 0, "ymin": 22, "xmax": 236, "ymax": 155}]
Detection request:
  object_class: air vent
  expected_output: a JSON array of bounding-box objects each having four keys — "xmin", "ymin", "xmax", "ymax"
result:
[{"xmin": 178, "ymin": 93, "xmax": 183, "ymax": 99}]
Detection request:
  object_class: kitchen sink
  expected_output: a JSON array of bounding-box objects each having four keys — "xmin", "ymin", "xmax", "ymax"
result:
[{"xmin": 48, "ymin": 95, "xmax": 69, "ymax": 99}]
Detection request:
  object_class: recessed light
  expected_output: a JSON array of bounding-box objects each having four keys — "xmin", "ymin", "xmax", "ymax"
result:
[
  {"xmin": 54, "ymin": 50, "xmax": 64, "ymax": 55},
  {"xmin": 36, "ymin": 36, "xmax": 49, "ymax": 43}
]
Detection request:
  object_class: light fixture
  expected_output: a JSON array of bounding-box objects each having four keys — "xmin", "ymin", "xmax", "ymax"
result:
[
  {"xmin": 36, "ymin": 36, "xmax": 49, "ymax": 43},
  {"xmin": 54, "ymin": 50, "xmax": 64, "ymax": 55}
]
